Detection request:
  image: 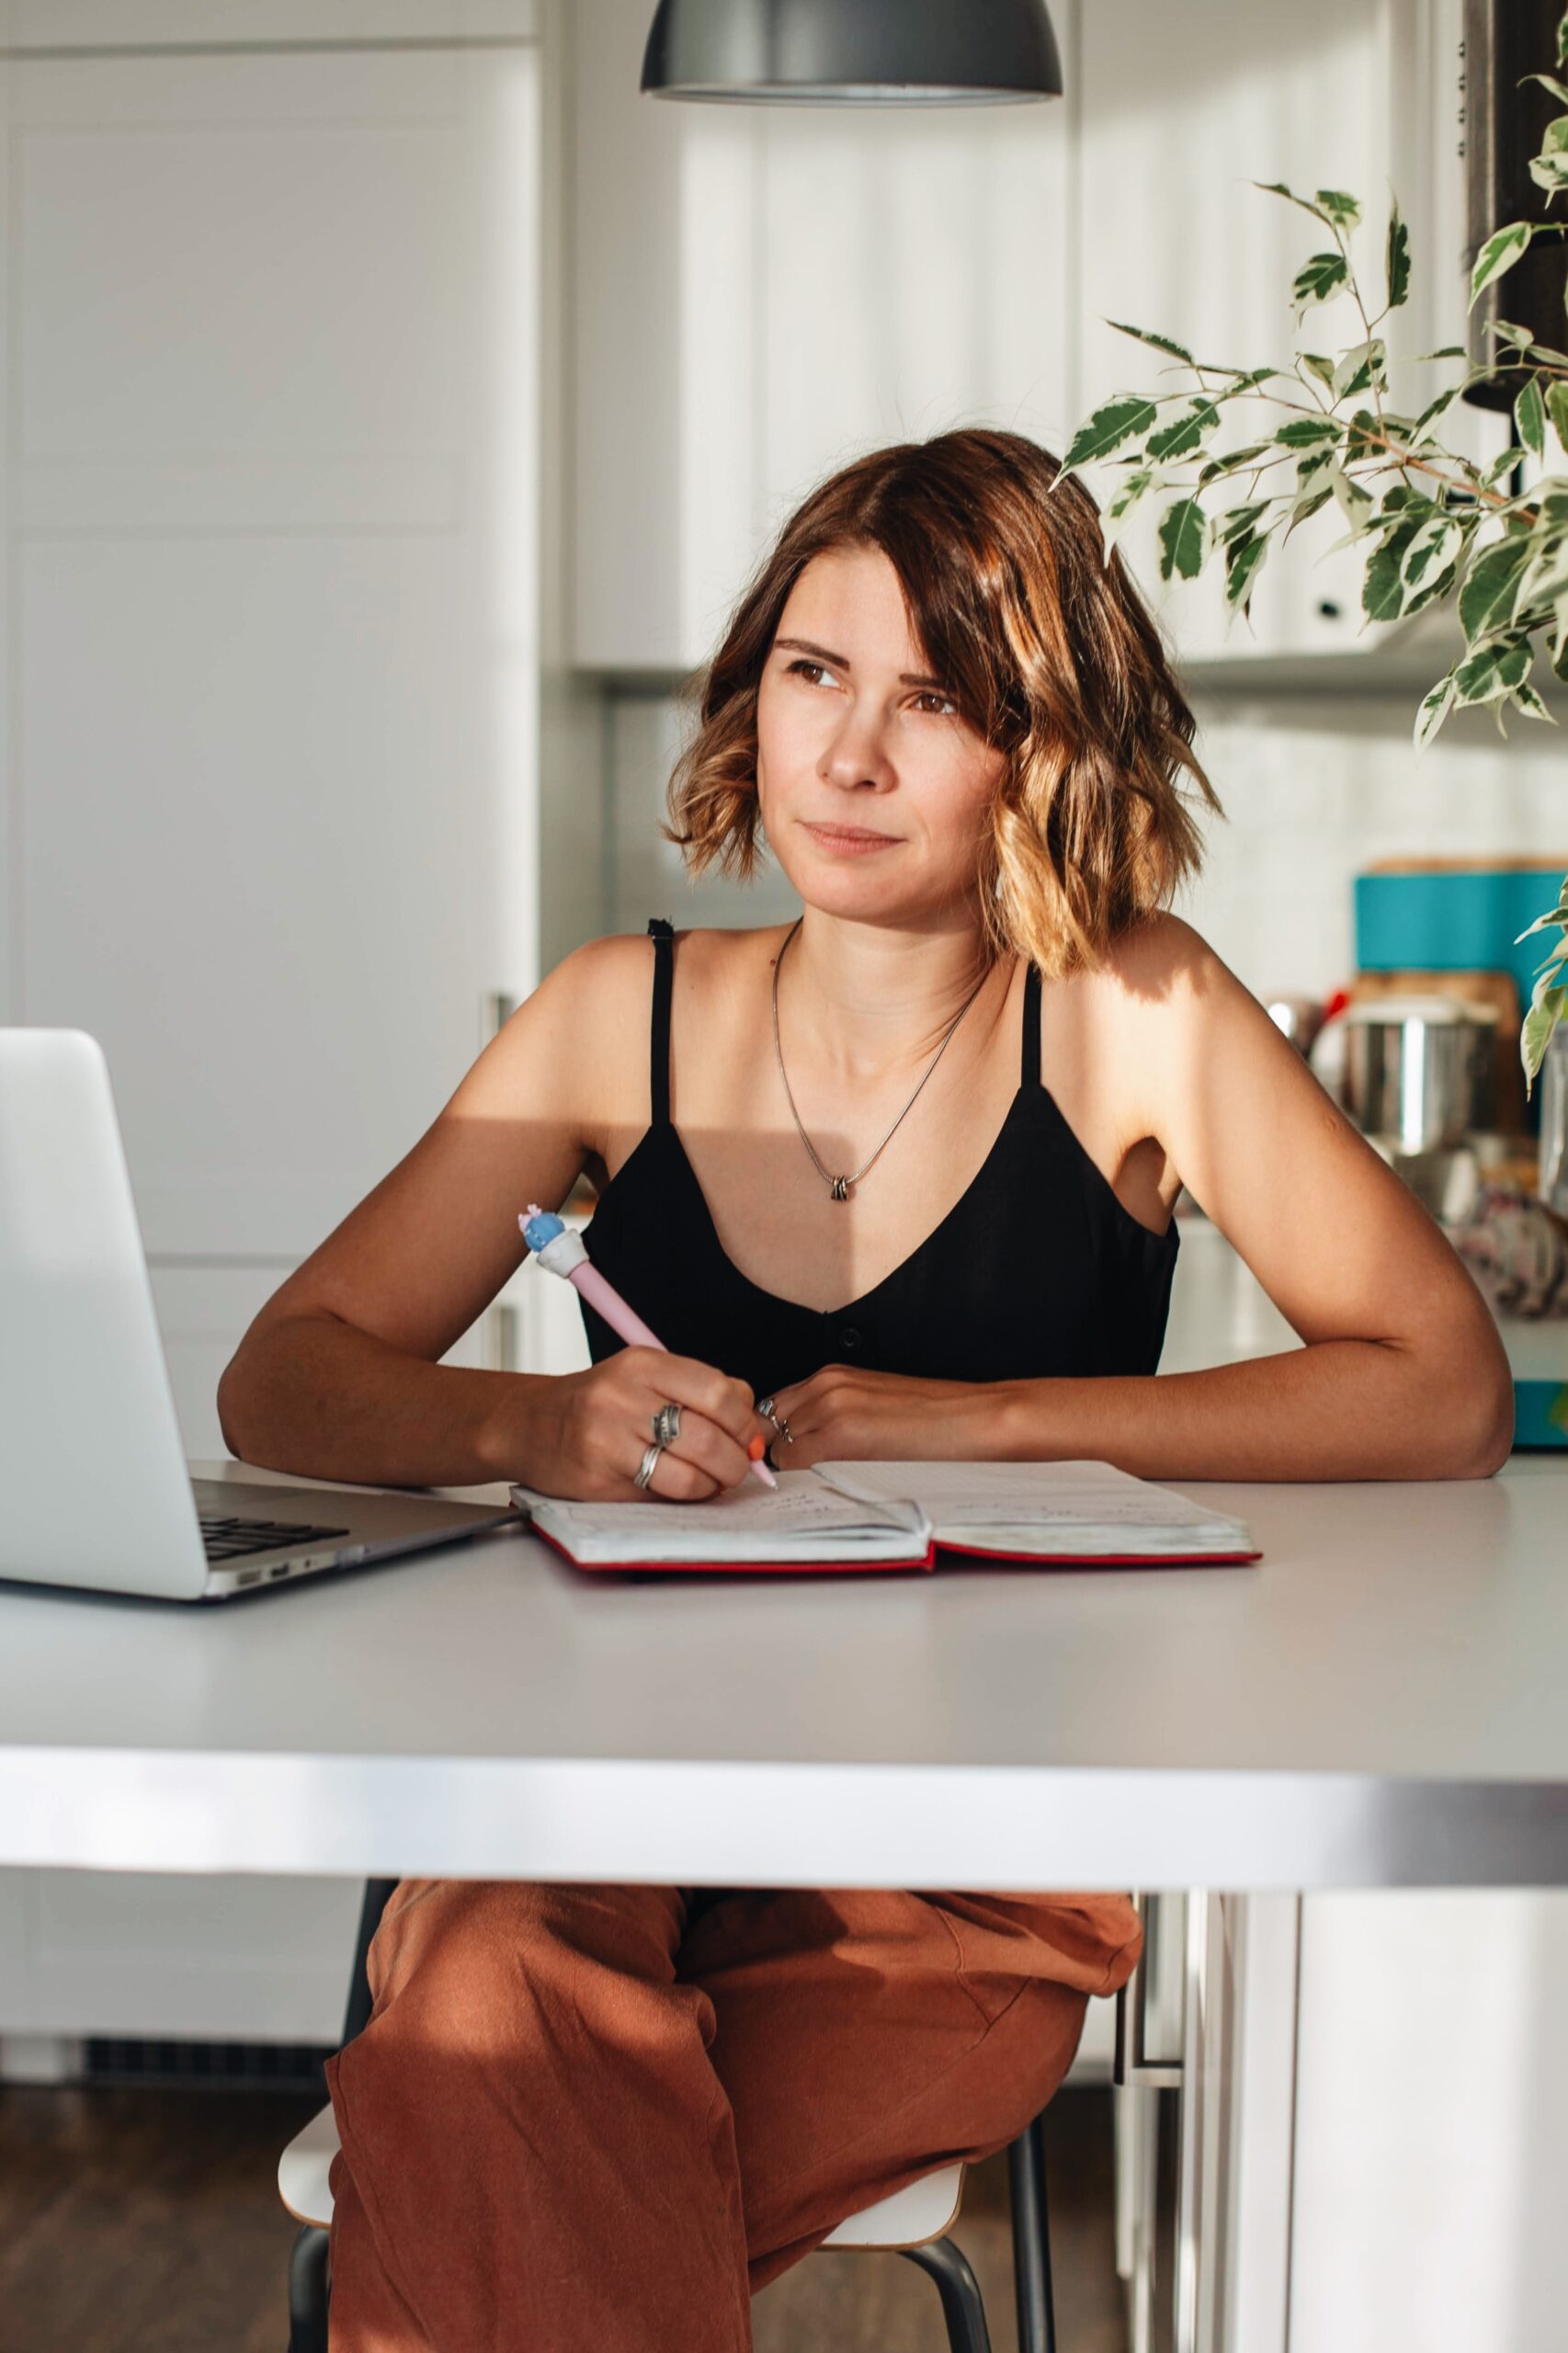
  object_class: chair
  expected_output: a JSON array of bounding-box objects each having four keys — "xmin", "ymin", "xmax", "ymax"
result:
[{"xmin": 278, "ymin": 1881, "xmax": 1059, "ymax": 2353}]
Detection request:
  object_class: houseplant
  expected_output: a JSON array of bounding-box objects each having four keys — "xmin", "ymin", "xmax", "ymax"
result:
[{"xmin": 1057, "ymin": 9, "xmax": 1568, "ymax": 1083}]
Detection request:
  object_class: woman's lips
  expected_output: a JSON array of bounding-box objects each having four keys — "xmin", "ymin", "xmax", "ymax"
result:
[{"xmin": 799, "ymin": 821, "xmax": 901, "ymax": 855}]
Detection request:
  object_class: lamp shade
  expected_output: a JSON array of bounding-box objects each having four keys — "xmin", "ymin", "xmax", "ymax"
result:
[{"xmin": 640, "ymin": 0, "xmax": 1063, "ymax": 106}]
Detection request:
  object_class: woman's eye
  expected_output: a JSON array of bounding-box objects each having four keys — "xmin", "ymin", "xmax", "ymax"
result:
[
  {"xmin": 787, "ymin": 658, "xmax": 832, "ymax": 685},
  {"xmin": 784, "ymin": 658, "xmax": 955, "ymax": 717},
  {"xmin": 915, "ymin": 690, "xmax": 959, "ymax": 717}
]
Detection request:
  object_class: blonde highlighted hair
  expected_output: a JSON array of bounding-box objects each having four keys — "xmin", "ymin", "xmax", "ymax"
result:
[{"xmin": 665, "ymin": 426, "xmax": 1220, "ymax": 975}]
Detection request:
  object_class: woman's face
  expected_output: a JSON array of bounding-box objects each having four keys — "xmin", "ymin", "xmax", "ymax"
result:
[{"xmin": 755, "ymin": 545, "xmax": 1006, "ymax": 930}]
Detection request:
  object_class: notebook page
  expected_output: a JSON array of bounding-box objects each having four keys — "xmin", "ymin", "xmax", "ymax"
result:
[
  {"xmin": 813, "ymin": 1461, "xmax": 1253, "ymax": 1552},
  {"xmin": 510, "ymin": 1471, "xmax": 929, "ymax": 1564}
]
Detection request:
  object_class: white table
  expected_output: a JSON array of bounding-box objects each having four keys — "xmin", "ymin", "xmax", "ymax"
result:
[{"xmin": 3, "ymin": 1444, "xmax": 1562, "ymax": 1890}]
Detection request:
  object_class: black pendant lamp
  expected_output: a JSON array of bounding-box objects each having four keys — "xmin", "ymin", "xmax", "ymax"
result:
[{"xmin": 641, "ymin": 0, "xmax": 1063, "ymax": 107}]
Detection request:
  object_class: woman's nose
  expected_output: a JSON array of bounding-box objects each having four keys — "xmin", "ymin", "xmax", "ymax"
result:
[{"xmin": 818, "ymin": 704, "xmax": 897, "ymax": 790}]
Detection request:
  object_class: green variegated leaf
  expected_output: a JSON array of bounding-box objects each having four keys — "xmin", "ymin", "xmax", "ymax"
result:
[
  {"xmin": 1364, "ymin": 519, "xmax": 1424, "ymax": 620},
  {"xmin": 1512, "ymin": 682, "xmax": 1557, "ymax": 724},
  {"xmin": 1413, "ymin": 383, "xmax": 1461, "ymax": 442},
  {"xmin": 1197, "ymin": 442, "xmax": 1271, "ymax": 485},
  {"xmin": 1513, "ymin": 536, "xmax": 1568, "ymax": 618},
  {"xmin": 1482, "ymin": 444, "xmax": 1529, "ymax": 488},
  {"xmin": 1523, "ymin": 982, "xmax": 1568, "ymax": 1086},
  {"xmin": 1100, "ymin": 468, "xmax": 1160, "ymax": 564},
  {"xmin": 1276, "ymin": 415, "xmax": 1342, "ymax": 449},
  {"xmin": 1332, "ymin": 338, "xmax": 1388, "ymax": 398},
  {"xmin": 1286, "ymin": 483, "xmax": 1334, "ymax": 533},
  {"xmin": 1224, "ymin": 530, "xmax": 1268, "ymax": 610},
  {"xmin": 1157, "ymin": 496, "xmax": 1210, "ymax": 582},
  {"xmin": 1386, "ymin": 201, "xmax": 1412, "ymax": 310},
  {"xmin": 1293, "ymin": 251, "xmax": 1349, "ymax": 312},
  {"xmin": 1491, "ymin": 320, "xmax": 1540, "ymax": 349},
  {"xmin": 1104, "ymin": 321, "xmax": 1196, "ymax": 364},
  {"xmin": 1060, "ymin": 395, "xmax": 1160, "ymax": 475},
  {"xmin": 1147, "ymin": 399, "xmax": 1221, "ymax": 460},
  {"xmin": 1315, "ymin": 188, "xmax": 1362, "ymax": 228},
  {"xmin": 1413, "ymin": 345, "xmax": 1469, "ymax": 360},
  {"xmin": 1217, "ymin": 499, "xmax": 1271, "ymax": 543},
  {"xmin": 1471, "ymin": 222, "xmax": 1535, "ymax": 305},
  {"xmin": 1401, "ymin": 514, "xmax": 1465, "ymax": 591},
  {"xmin": 1414, "ymin": 674, "xmax": 1458, "ymax": 749},
  {"xmin": 1517, "ymin": 376, "xmax": 1548, "ymax": 459},
  {"xmin": 1300, "ymin": 352, "xmax": 1337, "ymax": 391},
  {"xmin": 1559, "ymin": 9, "xmax": 1568, "ymax": 66},
  {"xmin": 1254, "ymin": 179, "xmax": 1334, "ymax": 226},
  {"xmin": 1528, "ymin": 73, "xmax": 1568, "ymax": 105},
  {"xmin": 1328, "ymin": 463, "xmax": 1375, "ymax": 529},
  {"xmin": 1454, "ymin": 635, "xmax": 1533, "ymax": 704},
  {"xmin": 1517, "ymin": 892, "xmax": 1568, "ymax": 941},
  {"xmin": 1459, "ymin": 534, "xmax": 1535, "ymax": 638},
  {"xmin": 1548, "ymin": 381, "xmax": 1568, "ymax": 451},
  {"xmin": 1544, "ymin": 115, "xmax": 1568, "ymax": 152},
  {"xmin": 1528, "ymin": 152, "xmax": 1568, "ymax": 193}
]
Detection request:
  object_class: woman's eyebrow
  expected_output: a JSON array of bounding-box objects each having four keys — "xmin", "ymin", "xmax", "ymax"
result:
[{"xmin": 774, "ymin": 635, "xmax": 948, "ymax": 690}]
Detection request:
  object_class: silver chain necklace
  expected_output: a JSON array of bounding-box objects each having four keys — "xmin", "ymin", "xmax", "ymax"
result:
[{"xmin": 770, "ymin": 918, "xmax": 988, "ymax": 1202}]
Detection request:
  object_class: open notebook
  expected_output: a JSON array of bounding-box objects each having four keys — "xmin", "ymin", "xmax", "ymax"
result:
[{"xmin": 507, "ymin": 1461, "xmax": 1259, "ymax": 1573}]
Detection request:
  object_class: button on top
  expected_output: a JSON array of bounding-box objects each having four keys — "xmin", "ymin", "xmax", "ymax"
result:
[{"xmin": 837, "ymin": 1324, "xmax": 863, "ymax": 1354}]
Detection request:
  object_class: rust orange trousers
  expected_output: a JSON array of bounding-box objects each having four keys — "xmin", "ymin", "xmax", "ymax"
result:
[{"xmin": 324, "ymin": 1880, "xmax": 1142, "ymax": 2351}]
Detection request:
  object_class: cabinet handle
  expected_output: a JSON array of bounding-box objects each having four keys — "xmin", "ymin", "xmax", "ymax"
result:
[
  {"xmin": 483, "ymin": 991, "xmax": 521, "ymax": 1045},
  {"xmin": 485, "ymin": 1303, "xmax": 520, "ymax": 1374},
  {"xmin": 1112, "ymin": 1891, "xmax": 1184, "ymax": 2089}
]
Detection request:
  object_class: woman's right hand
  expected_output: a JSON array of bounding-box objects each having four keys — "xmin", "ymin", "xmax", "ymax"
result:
[{"xmin": 510, "ymin": 1347, "xmax": 765, "ymax": 1501}]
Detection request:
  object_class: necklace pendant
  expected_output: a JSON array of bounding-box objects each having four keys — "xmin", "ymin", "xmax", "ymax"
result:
[{"xmin": 829, "ymin": 1175, "xmax": 850, "ymax": 1202}]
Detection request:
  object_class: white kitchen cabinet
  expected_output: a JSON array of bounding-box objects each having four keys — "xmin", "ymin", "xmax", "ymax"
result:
[
  {"xmin": 1074, "ymin": 0, "xmax": 1496, "ymax": 665},
  {"xmin": 0, "ymin": 9, "xmax": 554, "ymax": 2060},
  {"xmin": 0, "ymin": 29, "xmax": 542, "ymax": 1259},
  {"xmin": 570, "ymin": 0, "xmax": 1500, "ymax": 678},
  {"xmin": 569, "ymin": 0, "xmax": 1074, "ymax": 673},
  {"xmin": 1289, "ymin": 1893, "xmax": 1568, "ymax": 2353},
  {"xmin": 0, "ymin": 1866, "xmax": 361, "ymax": 2047}
]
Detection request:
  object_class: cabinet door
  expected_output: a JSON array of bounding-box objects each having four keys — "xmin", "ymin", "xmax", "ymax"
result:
[
  {"xmin": 1075, "ymin": 0, "xmax": 1462, "ymax": 662},
  {"xmin": 1290, "ymin": 1893, "xmax": 1568, "ymax": 2353},
  {"xmin": 5, "ymin": 39, "xmax": 540, "ymax": 1259},
  {"xmin": 0, "ymin": 1865, "xmax": 362, "ymax": 2045}
]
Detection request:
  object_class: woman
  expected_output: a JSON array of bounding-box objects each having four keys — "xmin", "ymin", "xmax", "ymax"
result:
[{"xmin": 219, "ymin": 427, "xmax": 1510, "ymax": 2349}]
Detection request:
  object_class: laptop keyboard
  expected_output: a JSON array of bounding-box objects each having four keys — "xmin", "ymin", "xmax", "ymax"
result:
[{"xmin": 199, "ymin": 1516, "xmax": 350, "ymax": 1563}]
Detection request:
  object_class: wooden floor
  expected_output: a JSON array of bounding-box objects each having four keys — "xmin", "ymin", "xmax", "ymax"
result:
[{"xmin": 0, "ymin": 2077, "xmax": 1127, "ymax": 2352}]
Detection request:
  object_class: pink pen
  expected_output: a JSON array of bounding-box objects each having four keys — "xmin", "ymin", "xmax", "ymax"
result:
[{"xmin": 519, "ymin": 1206, "xmax": 778, "ymax": 1489}]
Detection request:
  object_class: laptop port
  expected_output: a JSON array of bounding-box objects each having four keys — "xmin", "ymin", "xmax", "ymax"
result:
[
  {"xmin": 269, "ymin": 1563, "xmax": 289, "ymax": 1578},
  {"xmin": 236, "ymin": 1567, "xmax": 263, "ymax": 1587}
]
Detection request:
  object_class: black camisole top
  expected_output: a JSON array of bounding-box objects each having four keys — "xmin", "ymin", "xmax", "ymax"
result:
[{"xmin": 577, "ymin": 920, "xmax": 1179, "ymax": 1402}]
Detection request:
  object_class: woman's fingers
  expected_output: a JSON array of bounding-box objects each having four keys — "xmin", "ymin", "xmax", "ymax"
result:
[{"xmin": 614, "ymin": 1348, "xmax": 756, "ymax": 1495}]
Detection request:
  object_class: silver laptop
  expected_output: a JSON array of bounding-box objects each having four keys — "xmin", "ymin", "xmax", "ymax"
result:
[{"xmin": 0, "ymin": 1029, "xmax": 518, "ymax": 1601}]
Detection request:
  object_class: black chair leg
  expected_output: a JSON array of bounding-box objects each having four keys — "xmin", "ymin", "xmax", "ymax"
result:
[
  {"xmin": 900, "ymin": 2234, "xmax": 994, "ymax": 2353},
  {"xmin": 287, "ymin": 2222, "xmax": 331, "ymax": 2353},
  {"xmin": 1007, "ymin": 2113, "xmax": 1058, "ymax": 2353}
]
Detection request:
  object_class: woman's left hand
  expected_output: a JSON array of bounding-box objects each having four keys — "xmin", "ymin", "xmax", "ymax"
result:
[{"xmin": 763, "ymin": 1367, "xmax": 1006, "ymax": 1468}]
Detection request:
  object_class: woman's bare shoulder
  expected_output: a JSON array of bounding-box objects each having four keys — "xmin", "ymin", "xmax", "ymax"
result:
[{"xmin": 1094, "ymin": 910, "xmax": 1225, "ymax": 1012}]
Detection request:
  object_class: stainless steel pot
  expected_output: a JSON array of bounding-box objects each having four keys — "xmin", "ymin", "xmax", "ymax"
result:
[{"xmin": 1341, "ymin": 996, "xmax": 1500, "ymax": 1152}]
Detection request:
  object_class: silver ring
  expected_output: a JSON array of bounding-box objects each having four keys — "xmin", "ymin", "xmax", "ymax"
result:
[
  {"xmin": 775, "ymin": 1416, "xmax": 794, "ymax": 1448},
  {"xmin": 757, "ymin": 1395, "xmax": 778, "ymax": 1427},
  {"xmin": 632, "ymin": 1441, "xmax": 664, "ymax": 1491},
  {"xmin": 652, "ymin": 1401, "xmax": 683, "ymax": 1448}
]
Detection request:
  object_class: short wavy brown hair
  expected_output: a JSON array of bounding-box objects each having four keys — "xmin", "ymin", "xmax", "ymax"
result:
[{"xmin": 665, "ymin": 426, "xmax": 1220, "ymax": 975}]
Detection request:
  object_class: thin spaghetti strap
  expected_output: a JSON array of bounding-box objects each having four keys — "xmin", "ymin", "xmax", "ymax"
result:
[
  {"xmin": 1021, "ymin": 963, "xmax": 1042, "ymax": 1089},
  {"xmin": 646, "ymin": 918, "xmax": 674, "ymax": 1126}
]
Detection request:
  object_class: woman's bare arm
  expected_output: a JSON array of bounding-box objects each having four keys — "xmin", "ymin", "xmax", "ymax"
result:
[
  {"xmin": 999, "ymin": 916, "xmax": 1514, "ymax": 1480},
  {"xmin": 215, "ymin": 934, "xmax": 749, "ymax": 1492}
]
